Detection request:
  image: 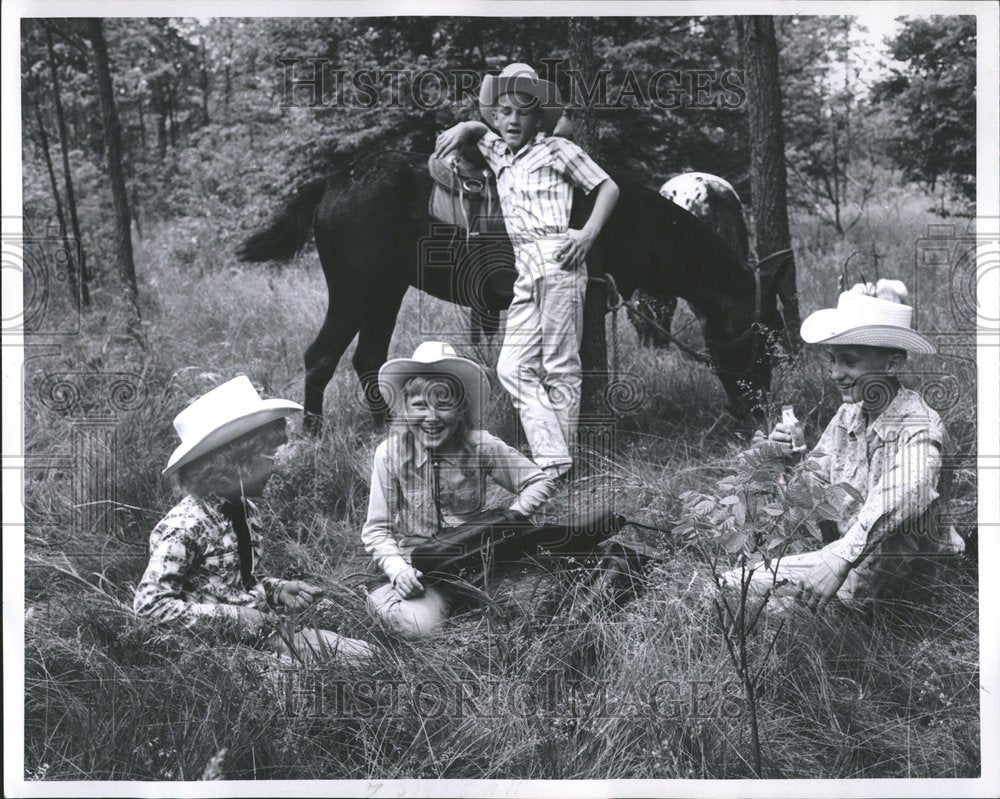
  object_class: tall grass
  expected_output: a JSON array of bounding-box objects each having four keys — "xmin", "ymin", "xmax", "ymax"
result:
[{"xmin": 22, "ymin": 191, "xmax": 979, "ymax": 780}]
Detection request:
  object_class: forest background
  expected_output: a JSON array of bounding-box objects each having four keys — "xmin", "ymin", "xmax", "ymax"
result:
[{"xmin": 16, "ymin": 14, "xmax": 981, "ymax": 782}]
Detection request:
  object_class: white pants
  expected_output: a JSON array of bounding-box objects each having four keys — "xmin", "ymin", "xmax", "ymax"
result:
[
  {"xmin": 497, "ymin": 237, "xmax": 588, "ymax": 472},
  {"xmin": 720, "ymin": 547, "xmax": 947, "ymax": 612},
  {"xmin": 366, "ymin": 564, "xmax": 561, "ymax": 638},
  {"xmin": 367, "ymin": 582, "xmax": 454, "ymax": 639}
]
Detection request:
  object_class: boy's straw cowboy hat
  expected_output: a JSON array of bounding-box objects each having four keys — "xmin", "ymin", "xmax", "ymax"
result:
[
  {"xmin": 479, "ymin": 63, "xmax": 563, "ymax": 135},
  {"xmin": 379, "ymin": 341, "xmax": 490, "ymax": 425},
  {"xmin": 162, "ymin": 375, "xmax": 301, "ymax": 476},
  {"xmin": 800, "ymin": 279, "xmax": 936, "ymax": 354}
]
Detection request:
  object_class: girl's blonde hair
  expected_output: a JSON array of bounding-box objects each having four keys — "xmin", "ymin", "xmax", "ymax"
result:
[
  {"xmin": 394, "ymin": 375, "xmax": 476, "ymax": 481},
  {"xmin": 177, "ymin": 418, "xmax": 287, "ymax": 498}
]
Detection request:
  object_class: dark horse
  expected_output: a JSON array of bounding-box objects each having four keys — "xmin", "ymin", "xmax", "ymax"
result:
[{"xmin": 237, "ymin": 150, "xmax": 786, "ymax": 432}]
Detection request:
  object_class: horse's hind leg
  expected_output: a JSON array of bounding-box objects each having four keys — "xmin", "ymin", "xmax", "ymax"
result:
[
  {"xmin": 351, "ymin": 284, "xmax": 408, "ymax": 424},
  {"xmin": 303, "ymin": 302, "xmax": 363, "ymax": 435},
  {"xmin": 470, "ymin": 307, "xmax": 502, "ymax": 345}
]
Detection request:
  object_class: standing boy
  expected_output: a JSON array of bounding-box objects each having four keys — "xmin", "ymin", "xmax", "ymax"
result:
[{"xmin": 434, "ymin": 63, "xmax": 619, "ymax": 479}]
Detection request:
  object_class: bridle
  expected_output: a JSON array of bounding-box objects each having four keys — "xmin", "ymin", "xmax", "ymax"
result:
[{"xmin": 723, "ymin": 247, "xmax": 793, "ymax": 375}]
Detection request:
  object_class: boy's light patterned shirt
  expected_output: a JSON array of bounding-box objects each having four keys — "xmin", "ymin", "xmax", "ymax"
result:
[
  {"xmin": 804, "ymin": 388, "xmax": 964, "ymax": 564},
  {"xmin": 476, "ymin": 130, "xmax": 610, "ymax": 246},
  {"xmin": 133, "ymin": 494, "xmax": 288, "ymax": 628}
]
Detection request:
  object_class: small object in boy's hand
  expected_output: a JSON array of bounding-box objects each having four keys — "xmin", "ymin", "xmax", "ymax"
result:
[{"xmin": 781, "ymin": 405, "xmax": 807, "ymax": 452}]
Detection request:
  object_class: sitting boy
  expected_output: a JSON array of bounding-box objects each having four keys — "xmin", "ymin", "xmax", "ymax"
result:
[
  {"xmin": 723, "ymin": 280, "xmax": 965, "ymax": 612},
  {"xmin": 434, "ymin": 63, "xmax": 619, "ymax": 480},
  {"xmin": 134, "ymin": 375, "xmax": 374, "ymax": 663}
]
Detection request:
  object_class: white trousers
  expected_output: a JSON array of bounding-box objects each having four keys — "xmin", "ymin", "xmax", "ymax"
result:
[
  {"xmin": 497, "ymin": 237, "xmax": 588, "ymax": 472},
  {"xmin": 720, "ymin": 547, "xmax": 947, "ymax": 612},
  {"xmin": 367, "ymin": 582, "xmax": 454, "ymax": 639}
]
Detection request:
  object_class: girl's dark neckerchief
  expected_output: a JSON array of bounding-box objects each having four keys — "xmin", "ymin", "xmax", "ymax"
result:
[
  {"xmin": 431, "ymin": 455, "xmax": 446, "ymax": 535},
  {"xmin": 219, "ymin": 497, "xmax": 257, "ymax": 591}
]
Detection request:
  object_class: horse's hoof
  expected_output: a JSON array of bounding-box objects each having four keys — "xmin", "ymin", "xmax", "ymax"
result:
[{"xmin": 302, "ymin": 413, "xmax": 326, "ymax": 438}]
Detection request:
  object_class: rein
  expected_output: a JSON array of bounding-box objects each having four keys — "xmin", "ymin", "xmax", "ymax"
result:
[{"xmin": 590, "ymin": 247, "xmax": 791, "ymax": 376}]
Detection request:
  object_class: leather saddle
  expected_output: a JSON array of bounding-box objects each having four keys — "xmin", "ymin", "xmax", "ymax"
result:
[{"xmin": 428, "ymin": 149, "xmax": 505, "ymax": 238}]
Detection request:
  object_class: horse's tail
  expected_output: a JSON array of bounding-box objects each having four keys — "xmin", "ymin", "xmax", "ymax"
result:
[{"xmin": 236, "ymin": 178, "xmax": 328, "ymax": 263}]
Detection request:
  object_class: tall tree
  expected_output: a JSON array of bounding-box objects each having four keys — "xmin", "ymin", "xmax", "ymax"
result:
[
  {"xmin": 27, "ymin": 74, "xmax": 79, "ymax": 304},
  {"xmin": 779, "ymin": 16, "xmax": 880, "ymax": 233},
  {"xmin": 871, "ymin": 16, "xmax": 976, "ymax": 209},
  {"xmin": 736, "ymin": 15, "xmax": 801, "ymax": 353},
  {"xmin": 568, "ymin": 16, "xmax": 610, "ymax": 431},
  {"xmin": 45, "ymin": 25, "xmax": 90, "ymax": 306},
  {"xmin": 86, "ymin": 18, "xmax": 142, "ymax": 341}
]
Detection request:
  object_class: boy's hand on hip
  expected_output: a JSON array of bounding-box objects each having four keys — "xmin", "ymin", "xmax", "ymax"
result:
[{"xmin": 555, "ymin": 229, "xmax": 595, "ymax": 270}]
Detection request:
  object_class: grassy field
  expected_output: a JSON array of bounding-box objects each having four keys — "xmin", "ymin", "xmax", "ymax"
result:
[{"xmin": 20, "ymin": 187, "xmax": 979, "ymax": 780}]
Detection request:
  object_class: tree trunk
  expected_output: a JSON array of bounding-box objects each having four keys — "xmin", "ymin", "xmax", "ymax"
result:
[
  {"xmin": 737, "ymin": 16, "xmax": 802, "ymax": 352},
  {"xmin": 167, "ymin": 82, "xmax": 178, "ymax": 146},
  {"xmin": 137, "ymin": 96, "xmax": 147, "ymax": 148},
  {"xmin": 199, "ymin": 37, "xmax": 210, "ymax": 125},
  {"xmin": 86, "ymin": 18, "xmax": 143, "ymax": 342},
  {"xmin": 568, "ymin": 16, "xmax": 610, "ymax": 435},
  {"xmin": 31, "ymin": 81, "xmax": 80, "ymax": 304},
  {"xmin": 46, "ymin": 27, "xmax": 90, "ymax": 306},
  {"xmin": 224, "ymin": 59, "xmax": 232, "ymax": 120}
]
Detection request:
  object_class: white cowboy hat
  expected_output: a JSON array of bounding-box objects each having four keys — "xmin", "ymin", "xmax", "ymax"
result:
[
  {"xmin": 378, "ymin": 341, "xmax": 489, "ymax": 425},
  {"xmin": 800, "ymin": 280, "xmax": 936, "ymax": 354},
  {"xmin": 162, "ymin": 375, "xmax": 302, "ymax": 476},
  {"xmin": 479, "ymin": 63, "xmax": 563, "ymax": 135}
]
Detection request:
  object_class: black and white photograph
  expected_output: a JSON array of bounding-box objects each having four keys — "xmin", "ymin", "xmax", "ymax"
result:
[{"xmin": 3, "ymin": 1, "xmax": 998, "ymax": 795}]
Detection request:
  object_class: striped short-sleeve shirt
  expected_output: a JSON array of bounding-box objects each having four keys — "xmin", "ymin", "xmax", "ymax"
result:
[{"xmin": 477, "ymin": 131, "xmax": 610, "ymax": 244}]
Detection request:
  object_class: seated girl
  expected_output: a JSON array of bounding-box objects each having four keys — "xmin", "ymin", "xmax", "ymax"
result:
[
  {"xmin": 134, "ymin": 375, "xmax": 373, "ymax": 663},
  {"xmin": 362, "ymin": 342, "xmax": 555, "ymax": 638}
]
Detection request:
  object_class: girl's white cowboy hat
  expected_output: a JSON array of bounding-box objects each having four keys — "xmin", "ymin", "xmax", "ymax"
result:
[
  {"xmin": 800, "ymin": 280, "xmax": 936, "ymax": 354},
  {"xmin": 378, "ymin": 341, "xmax": 490, "ymax": 425},
  {"xmin": 162, "ymin": 375, "xmax": 301, "ymax": 476},
  {"xmin": 479, "ymin": 63, "xmax": 563, "ymax": 135}
]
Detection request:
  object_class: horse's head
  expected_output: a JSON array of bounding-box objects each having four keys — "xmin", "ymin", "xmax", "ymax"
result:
[
  {"xmin": 699, "ymin": 255, "xmax": 787, "ymax": 427},
  {"xmin": 697, "ymin": 251, "xmax": 796, "ymax": 426},
  {"xmin": 756, "ymin": 248, "xmax": 797, "ymax": 351},
  {"xmin": 700, "ymin": 283, "xmax": 768, "ymax": 426}
]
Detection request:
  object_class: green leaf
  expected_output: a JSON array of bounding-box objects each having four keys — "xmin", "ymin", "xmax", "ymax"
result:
[
  {"xmin": 835, "ymin": 481, "xmax": 864, "ymax": 503},
  {"xmin": 733, "ymin": 500, "xmax": 747, "ymax": 528},
  {"xmin": 802, "ymin": 520, "xmax": 823, "ymax": 541},
  {"xmin": 722, "ymin": 528, "xmax": 747, "ymax": 553},
  {"xmin": 694, "ymin": 499, "xmax": 716, "ymax": 516}
]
